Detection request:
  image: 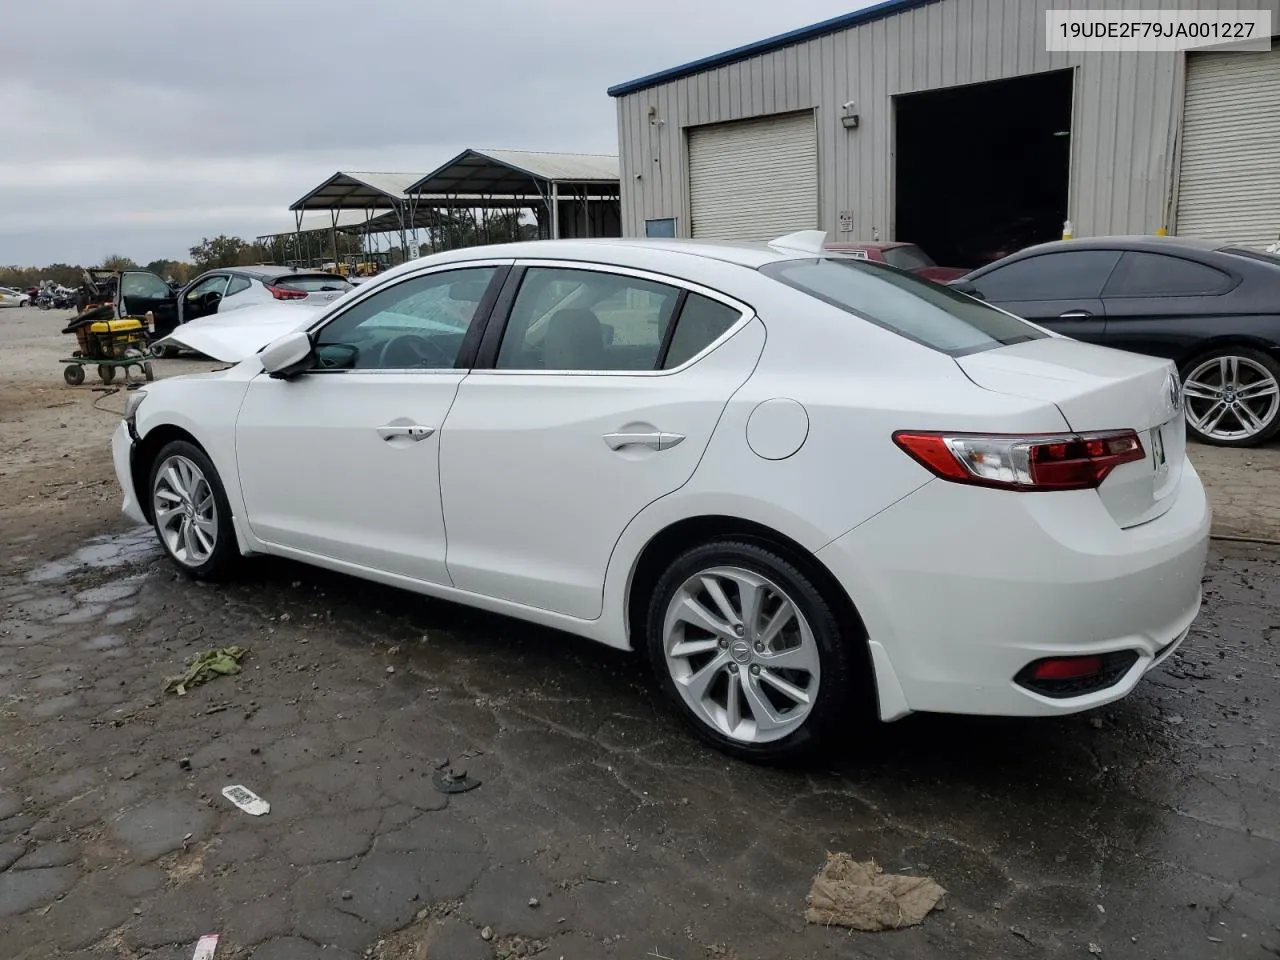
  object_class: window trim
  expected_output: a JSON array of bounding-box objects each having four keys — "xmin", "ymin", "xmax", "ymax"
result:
[
  {"xmin": 470, "ymin": 259, "xmax": 754, "ymax": 377},
  {"xmin": 1101, "ymin": 250, "xmax": 1238, "ymax": 300},
  {"xmin": 971, "ymin": 250, "xmax": 1123, "ymax": 302},
  {"xmin": 297, "ymin": 259, "xmax": 513, "ymax": 376}
]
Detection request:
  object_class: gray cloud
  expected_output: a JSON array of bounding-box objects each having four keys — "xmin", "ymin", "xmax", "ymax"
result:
[{"xmin": 1, "ymin": 0, "xmax": 866, "ymax": 265}]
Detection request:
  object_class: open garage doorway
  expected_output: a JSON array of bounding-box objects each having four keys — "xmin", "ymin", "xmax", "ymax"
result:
[{"xmin": 894, "ymin": 69, "xmax": 1073, "ymax": 271}]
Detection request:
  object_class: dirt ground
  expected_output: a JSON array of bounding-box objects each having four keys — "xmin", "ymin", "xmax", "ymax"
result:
[{"xmin": 1, "ymin": 305, "xmax": 1279, "ymax": 960}]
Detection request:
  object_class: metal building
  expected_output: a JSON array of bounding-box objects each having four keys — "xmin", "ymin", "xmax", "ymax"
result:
[{"xmin": 609, "ymin": 0, "xmax": 1280, "ymax": 265}]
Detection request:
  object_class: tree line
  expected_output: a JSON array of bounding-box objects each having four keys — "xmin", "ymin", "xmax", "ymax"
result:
[{"xmin": 1, "ymin": 209, "xmax": 538, "ymax": 291}]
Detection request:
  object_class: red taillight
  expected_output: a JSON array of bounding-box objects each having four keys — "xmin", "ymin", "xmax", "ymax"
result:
[
  {"xmin": 1029, "ymin": 656, "xmax": 1103, "ymax": 681},
  {"xmin": 266, "ymin": 284, "xmax": 308, "ymax": 301},
  {"xmin": 892, "ymin": 430, "xmax": 1144, "ymax": 491}
]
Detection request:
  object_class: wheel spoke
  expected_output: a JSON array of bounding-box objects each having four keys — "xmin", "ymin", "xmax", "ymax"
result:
[
  {"xmin": 192, "ymin": 523, "xmax": 215, "ymax": 554},
  {"xmin": 1236, "ymin": 403, "xmax": 1265, "ymax": 433},
  {"xmin": 680, "ymin": 651, "xmax": 729, "ymax": 702},
  {"xmin": 182, "ymin": 519, "xmax": 201, "ymax": 560},
  {"xmin": 758, "ymin": 668, "xmax": 812, "ymax": 705},
  {"xmin": 1191, "ymin": 400, "xmax": 1227, "ymax": 433},
  {"xmin": 740, "ymin": 676, "xmax": 786, "ymax": 733},
  {"xmin": 673, "ymin": 593, "xmax": 735, "ymax": 640},
  {"xmin": 1181, "ymin": 380, "xmax": 1218, "ymax": 401},
  {"xmin": 669, "ymin": 637, "xmax": 722, "ymax": 659},
  {"xmin": 196, "ymin": 492, "xmax": 215, "ymax": 513},
  {"xmin": 700, "ymin": 576, "xmax": 740, "ymax": 627},
  {"xmin": 155, "ymin": 503, "xmax": 182, "ymax": 528},
  {"xmin": 155, "ymin": 488, "xmax": 183, "ymax": 504},
  {"xmin": 723, "ymin": 670, "xmax": 742, "ymax": 732},
  {"xmin": 163, "ymin": 464, "xmax": 184, "ymax": 496},
  {"xmin": 1219, "ymin": 356, "xmax": 1237, "ymax": 388},
  {"xmin": 1237, "ymin": 380, "xmax": 1278, "ymax": 400},
  {"xmin": 760, "ymin": 642, "xmax": 818, "ymax": 674},
  {"xmin": 735, "ymin": 576, "xmax": 767, "ymax": 637},
  {"xmin": 758, "ymin": 598, "xmax": 797, "ymax": 647}
]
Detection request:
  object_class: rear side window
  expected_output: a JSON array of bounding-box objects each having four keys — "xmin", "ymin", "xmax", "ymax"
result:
[
  {"xmin": 276, "ymin": 274, "xmax": 353, "ymax": 293},
  {"xmin": 761, "ymin": 258, "xmax": 1046, "ymax": 356},
  {"xmin": 1103, "ymin": 252, "xmax": 1231, "ymax": 297},
  {"xmin": 970, "ymin": 251, "xmax": 1121, "ymax": 301},
  {"xmin": 663, "ymin": 294, "xmax": 741, "ymax": 368},
  {"xmin": 226, "ymin": 276, "xmax": 252, "ymax": 296}
]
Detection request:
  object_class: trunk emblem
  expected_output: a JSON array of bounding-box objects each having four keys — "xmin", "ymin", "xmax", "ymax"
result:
[{"xmin": 1167, "ymin": 373, "xmax": 1183, "ymax": 414}]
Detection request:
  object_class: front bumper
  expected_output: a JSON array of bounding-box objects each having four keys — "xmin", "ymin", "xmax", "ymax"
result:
[
  {"xmin": 111, "ymin": 420, "xmax": 147, "ymax": 525},
  {"xmin": 818, "ymin": 458, "xmax": 1211, "ymax": 720}
]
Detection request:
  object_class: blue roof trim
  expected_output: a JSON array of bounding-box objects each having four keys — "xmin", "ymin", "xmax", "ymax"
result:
[{"xmin": 607, "ymin": 0, "xmax": 940, "ymax": 97}]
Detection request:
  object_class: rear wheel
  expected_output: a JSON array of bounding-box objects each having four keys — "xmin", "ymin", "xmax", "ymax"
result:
[
  {"xmin": 1181, "ymin": 348, "xmax": 1280, "ymax": 447},
  {"xmin": 98, "ymin": 365, "xmax": 116, "ymax": 384},
  {"xmin": 149, "ymin": 440, "xmax": 238, "ymax": 579},
  {"xmin": 645, "ymin": 540, "xmax": 865, "ymax": 762},
  {"xmin": 63, "ymin": 364, "xmax": 85, "ymax": 386}
]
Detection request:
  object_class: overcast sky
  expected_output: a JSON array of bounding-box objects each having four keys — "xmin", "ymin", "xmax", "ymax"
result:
[{"xmin": 1, "ymin": 0, "xmax": 872, "ymax": 267}]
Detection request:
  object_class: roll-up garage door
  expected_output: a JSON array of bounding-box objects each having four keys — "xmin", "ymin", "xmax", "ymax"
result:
[
  {"xmin": 1176, "ymin": 48, "xmax": 1280, "ymax": 248},
  {"xmin": 688, "ymin": 111, "xmax": 817, "ymax": 240}
]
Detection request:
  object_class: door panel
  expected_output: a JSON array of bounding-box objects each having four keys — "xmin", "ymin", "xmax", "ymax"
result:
[
  {"xmin": 969, "ymin": 250, "xmax": 1121, "ymax": 344},
  {"xmin": 235, "ymin": 372, "xmax": 463, "ymax": 583},
  {"xmin": 180, "ymin": 274, "xmax": 230, "ymax": 324},
  {"xmin": 440, "ymin": 321, "xmax": 765, "ymax": 619},
  {"xmin": 988, "ymin": 297, "xmax": 1107, "ymax": 342},
  {"xmin": 118, "ymin": 271, "xmax": 178, "ymax": 334}
]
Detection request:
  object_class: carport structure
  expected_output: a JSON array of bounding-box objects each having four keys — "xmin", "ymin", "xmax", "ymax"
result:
[
  {"xmin": 406, "ymin": 148, "xmax": 621, "ymax": 241},
  {"xmin": 288, "ymin": 171, "xmax": 426, "ymax": 266}
]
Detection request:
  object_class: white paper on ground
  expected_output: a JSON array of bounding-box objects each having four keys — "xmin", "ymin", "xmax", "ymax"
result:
[
  {"xmin": 191, "ymin": 933, "xmax": 220, "ymax": 960},
  {"xmin": 221, "ymin": 784, "xmax": 270, "ymax": 816}
]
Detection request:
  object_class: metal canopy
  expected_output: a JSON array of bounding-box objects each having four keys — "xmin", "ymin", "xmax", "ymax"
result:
[
  {"xmin": 406, "ymin": 149, "xmax": 619, "ymax": 196},
  {"xmin": 289, "ymin": 171, "xmax": 424, "ymax": 211}
]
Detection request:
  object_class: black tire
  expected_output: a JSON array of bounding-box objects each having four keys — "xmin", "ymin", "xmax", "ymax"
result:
[
  {"xmin": 63, "ymin": 364, "xmax": 85, "ymax": 386},
  {"xmin": 644, "ymin": 539, "xmax": 866, "ymax": 762},
  {"xmin": 151, "ymin": 342, "xmax": 175, "ymax": 359},
  {"xmin": 147, "ymin": 440, "xmax": 239, "ymax": 580},
  {"xmin": 98, "ymin": 365, "xmax": 116, "ymax": 385},
  {"xmin": 143, "ymin": 361, "xmax": 155, "ymax": 382},
  {"xmin": 1181, "ymin": 347, "xmax": 1280, "ymax": 448}
]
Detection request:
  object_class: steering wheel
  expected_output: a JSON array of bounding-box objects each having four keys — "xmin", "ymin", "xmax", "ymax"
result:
[{"xmin": 378, "ymin": 334, "xmax": 450, "ymax": 369}]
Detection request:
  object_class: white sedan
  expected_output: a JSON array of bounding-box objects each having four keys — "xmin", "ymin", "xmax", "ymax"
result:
[
  {"xmin": 110, "ymin": 232, "xmax": 1210, "ymax": 760},
  {"xmin": 0, "ymin": 286, "xmax": 31, "ymax": 307}
]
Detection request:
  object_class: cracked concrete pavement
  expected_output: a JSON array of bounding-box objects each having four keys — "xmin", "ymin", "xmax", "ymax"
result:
[
  {"xmin": 1, "ymin": 518, "xmax": 1278, "ymax": 960},
  {"xmin": 2, "ymin": 304, "xmax": 1279, "ymax": 959}
]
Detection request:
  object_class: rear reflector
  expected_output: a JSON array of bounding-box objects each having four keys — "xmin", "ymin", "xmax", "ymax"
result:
[
  {"xmin": 1030, "ymin": 656, "xmax": 1103, "ymax": 681},
  {"xmin": 1015, "ymin": 651, "xmax": 1140, "ymax": 698},
  {"xmin": 265, "ymin": 284, "xmax": 308, "ymax": 301},
  {"xmin": 892, "ymin": 430, "xmax": 1144, "ymax": 491}
]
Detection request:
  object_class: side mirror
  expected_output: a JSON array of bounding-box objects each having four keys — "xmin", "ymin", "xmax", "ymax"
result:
[
  {"xmin": 259, "ymin": 331, "xmax": 313, "ymax": 379},
  {"xmin": 949, "ymin": 280, "xmax": 985, "ymax": 300}
]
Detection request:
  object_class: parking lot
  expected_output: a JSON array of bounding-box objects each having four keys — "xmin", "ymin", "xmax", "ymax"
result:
[{"xmin": 2, "ymin": 304, "xmax": 1279, "ymax": 959}]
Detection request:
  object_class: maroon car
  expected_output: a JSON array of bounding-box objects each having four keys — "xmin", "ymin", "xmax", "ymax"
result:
[{"xmin": 824, "ymin": 241, "xmax": 968, "ymax": 282}]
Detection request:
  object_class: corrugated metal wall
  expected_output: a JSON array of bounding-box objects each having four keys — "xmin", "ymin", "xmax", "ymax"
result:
[{"xmin": 615, "ymin": 0, "xmax": 1280, "ymax": 240}]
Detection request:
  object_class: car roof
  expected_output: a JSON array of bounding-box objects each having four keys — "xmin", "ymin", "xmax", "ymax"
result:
[
  {"xmin": 825, "ymin": 241, "xmax": 912, "ymax": 251},
  {"xmin": 227, "ymin": 265, "xmax": 345, "ymax": 280},
  {"xmin": 1011, "ymin": 235, "xmax": 1227, "ymax": 257},
  {"xmin": 408, "ymin": 237, "xmax": 819, "ymax": 272}
]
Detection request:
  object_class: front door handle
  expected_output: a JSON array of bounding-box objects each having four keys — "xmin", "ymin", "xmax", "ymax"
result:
[
  {"xmin": 1058, "ymin": 310, "xmax": 1093, "ymax": 319},
  {"xmin": 603, "ymin": 431, "xmax": 686, "ymax": 451},
  {"xmin": 377, "ymin": 424, "xmax": 435, "ymax": 442}
]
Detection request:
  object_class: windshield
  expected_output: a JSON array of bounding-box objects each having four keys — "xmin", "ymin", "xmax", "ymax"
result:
[
  {"xmin": 760, "ymin": 257, "xmax": 1047, "ymax": 356},
  {"xmin": 881, "ymin": 244, "xmax": 936, "ymax": 271},
  {"xmin": 274, "ymin": 275, "xmax": 353, "ymax": 293}
]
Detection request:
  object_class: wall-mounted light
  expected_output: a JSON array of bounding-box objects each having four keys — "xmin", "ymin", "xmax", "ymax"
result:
[{"xmin": 841, "ymin": 99, "xmax": 860, "ymax": 130}]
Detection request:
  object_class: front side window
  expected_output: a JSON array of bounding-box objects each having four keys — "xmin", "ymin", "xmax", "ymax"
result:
[
  {"xmin": 121, "ymin": 272, "xmax": 173, "ymax": 299},
  {"xmin": 969, "ymin": 251, "xmax": 1121, "ymax": 301},
  {"xmin": 762, "ymin": 257, "xmax": 1046, "ymax": 356},
  {"xmin": 312, "ymin": 267, "xmax": 497, "ymax": 370},
  {"xmin": 1102, "ymin": 251, "xmax": 1231, "ymax": 298},
  {"xmin": 184, "ymin": 274, "xmax": 229, "ymax": 301}
]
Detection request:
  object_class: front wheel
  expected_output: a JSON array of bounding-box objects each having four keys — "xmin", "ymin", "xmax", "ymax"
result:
[
  {"xmin": 1181, "ymin": 348, "xmax": 1280, "ymax": 447},
  {"xmin": 645, "ymin": 540, "xmax": 866, "ymax": 762},
  {"xmin": 149, "ymin": 440, "xmax": 239, "ymax": 579}
]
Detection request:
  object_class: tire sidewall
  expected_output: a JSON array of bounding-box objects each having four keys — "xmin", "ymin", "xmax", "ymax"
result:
[
  {"xmin": 644, "ymin": 540, "xmax": 858, "ymax": 762},
  {"xmin": 148, "ymin": 440, "xmax": 238, "ymax": 579},
  {"xmin": 1182, "ymin": 347, "xmax": 1280, "ymax": 447}
]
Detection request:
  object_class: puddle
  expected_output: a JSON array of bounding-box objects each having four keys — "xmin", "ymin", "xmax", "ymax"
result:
[
  {"xmin": 74, "ymin": 577, "xmax": 146, "ymax": 605},
  {"xmin": 52, "ymin": 605, "xmax": 108, "ymax": 625},
  {"xmin": 81, "ymin": 634, "xmax": 126, "ymax": 651},
  {"xmin": 26, "ymin": 528, "xmax": 159, "ymax": 584},
  {"xmin": 104, "ymin": 607, "xmax": 140, "ymax": 626}
]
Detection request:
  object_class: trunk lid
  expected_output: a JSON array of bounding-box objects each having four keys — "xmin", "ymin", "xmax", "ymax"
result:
[{"xmin": 956, "ymin": 338, "xmax": 1185, "ymax": 528}]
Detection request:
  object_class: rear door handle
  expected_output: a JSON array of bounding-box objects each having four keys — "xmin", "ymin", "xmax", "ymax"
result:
[
  {"xmin": 377, "ymin": 424, "xmax": 435, "ymax": 442},
  {"xmin": 1058, "ymin": 310, "xmax": 1093, "ymax": 319},
  {"xmin": 603, "ymin": 431, "xmax": 685, "ymax": 451}
]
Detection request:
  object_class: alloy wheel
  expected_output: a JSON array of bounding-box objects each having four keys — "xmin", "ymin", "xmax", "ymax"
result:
[
  {"xmin": 662, "ymin": 565, "xmax": 820, "ymax": 744},
  {"xmin": 1183, "ymin": 356, "xmax": 1280, "ymax": 443},
  {"xmin": 153, "ymin": 455, "xmax": 218, "ymax": 567}
]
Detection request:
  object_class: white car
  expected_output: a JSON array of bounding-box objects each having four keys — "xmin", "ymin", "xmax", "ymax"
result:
[
  {"xmin": 110, "ymin": 232, "xmax": 1210, "ymax": 760},
  {"xmin": 0, "ymin": 286, "xmax": 31, "ymax": 307}
]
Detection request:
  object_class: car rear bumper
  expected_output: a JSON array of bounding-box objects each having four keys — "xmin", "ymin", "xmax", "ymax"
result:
[
  {"xmin": 112, "ymin": 420, "xmax": 147, "ymax": 525},
  {"xmin": 817, "ymin": 457, "xmax": 1211, "ymax": 719}
]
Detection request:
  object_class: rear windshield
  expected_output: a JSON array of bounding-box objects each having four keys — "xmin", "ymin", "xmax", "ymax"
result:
[
  {"xmin": 881, "ymin": 244, "xmax": 935, "ymax": 271},
  {"xmin": 760, "ymin": 258, "xmax": 1047, "ymax": 356},
  {"xmin": 1224, "ymin": 247, "xmax": 1280, "ymax": 269},
  {"xmin": 273, "ymin": 274, "xmax": 353, "ymax": 293}
]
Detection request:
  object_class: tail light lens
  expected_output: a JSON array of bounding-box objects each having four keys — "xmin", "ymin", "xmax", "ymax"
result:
[
  {"xmin": 265, "ymin": 284, "xmax": 308, "ymax": 301},
  {"xmin": 893, "ymin": 430, "xmax": 1144, "ymax": 491}
]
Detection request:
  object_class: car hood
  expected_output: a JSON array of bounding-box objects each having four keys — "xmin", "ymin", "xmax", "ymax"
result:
[{"xmin": 154, "ymin": 303, "xmax": 323, "ymax": 362}]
